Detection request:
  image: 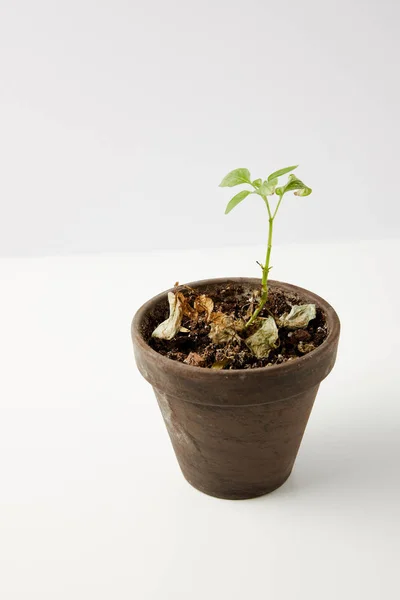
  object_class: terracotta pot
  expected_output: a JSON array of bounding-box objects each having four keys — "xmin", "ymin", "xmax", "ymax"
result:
[{"xmin": 131, "ymin": 278, "xmax": 340, "ymax": 500}]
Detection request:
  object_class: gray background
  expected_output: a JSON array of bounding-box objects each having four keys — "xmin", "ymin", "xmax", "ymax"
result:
[{"xmin": 1, "ymin": 0, "xmax": 399, "ymax": 256}]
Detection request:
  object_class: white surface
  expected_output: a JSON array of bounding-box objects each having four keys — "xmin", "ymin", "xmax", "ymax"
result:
[
  {"xmin": 0, "ymin": 239, "xmax": 399, "ymax": 599},
  {"xmin": 1, "ymin": 0, "xmax": 400, "ymax": 256}
]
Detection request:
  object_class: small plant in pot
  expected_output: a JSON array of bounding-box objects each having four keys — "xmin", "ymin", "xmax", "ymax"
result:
[{"xmin": 132, "ymin": 165, "xmax": 340, "ymax": 500}]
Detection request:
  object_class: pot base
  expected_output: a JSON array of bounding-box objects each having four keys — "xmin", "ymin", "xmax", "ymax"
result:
[{"xmin": 182, "ymin": 471, "xmax": 292, "ymax": 500}]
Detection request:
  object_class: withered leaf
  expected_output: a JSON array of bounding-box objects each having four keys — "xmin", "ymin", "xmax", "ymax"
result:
[
  {"xmin": 211, "ymin": 358, "xmax": 231, "ymax": 370},
  {"xmin": 194, "ymin": 294, "xmax": 214, "ymax": 322},
  {"xmin": 298, "ymin": 341, "xmax": 316, "ymax": 354},
  {"xmin": 152, "ymin": 292, "xmax": 183, "ymax": 340},
  {"xmin": 177, "ymin": 292, "xmax": 198, "ymax": 323},
  {"xmin": 184, "ymin": 352, "xmax": 206, "ymax": 367},
  {"xmin": 208, "ymin": 312, "xmax": 242, "ymax": 345},
  {"xmin": 245, "ymin": 316, "xmax": 279, "ymax": 359},
  {"xmin": 278, "ymin": 304, "xmax": 316, "ymax": 329}
]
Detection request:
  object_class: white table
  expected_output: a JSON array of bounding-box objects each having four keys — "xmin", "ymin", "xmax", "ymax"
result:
[{"xmin": 1, "ymin": 240, "xmax": 399, "ymax": 599}]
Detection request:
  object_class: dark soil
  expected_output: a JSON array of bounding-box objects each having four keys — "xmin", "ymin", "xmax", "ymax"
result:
[{"xmin": 149, "ymin": 284, "xmax": 328, "ymax": 369}]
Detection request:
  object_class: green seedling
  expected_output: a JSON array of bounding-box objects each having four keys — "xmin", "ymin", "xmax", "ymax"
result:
[{"xmin": 219, "ymin": 165, "xmax": 312, "ymax": 327}]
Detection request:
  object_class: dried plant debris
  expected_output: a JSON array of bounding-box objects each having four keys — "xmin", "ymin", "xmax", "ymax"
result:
[
  {"xmin": 245, "ymin": 316, "xmax": 279, "ymax": 359},
  {"xmin": 278, "ymin": 304, "xmax": 316, "ymax": 329},
  {"xmin": 151, "ymin": 292, "xmax": 183, "ymax": 340},
  {"xmin": 211, "ymin": 358, "xmax": 231, "ymax": 370},
  {"xmin": 194, "ymin": 294, "xmax": 214, "ymax": 322},
  {"xmin": 208, "ymin": 312, "xmax": 244, "ymax": 344},
  {"xmin": 177, "ymin": 291, "xmax": 198, "ymax": 322},
  {"xmin": 150, "ymin": 285, "xmax": 327, "ymax": 370},
  {"xmin": 298, "ymin": 341, "xmax": 316, "ymax": 354},
  {"xmin": 184, "ymin": 352, "xmax": 206, "ymax": 367}
]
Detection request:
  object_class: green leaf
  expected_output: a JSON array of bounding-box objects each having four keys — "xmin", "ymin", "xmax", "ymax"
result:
[
  {"xmin": 219, "ymin": 168, "xmax": 251, "ymax": 187},
  {"xmin": 275, "ymin": 174, "xmax": 312, "ymax": 197},
  {"xmin": 225, "ymin": 190, "xmax": 252, "ymax": 214},
  {"xmin": 267, "ymin": 165, "xmax": 298, "ymax": 182},
  {"xmin": 252, "ymin": 178, "xmax": 262, "ymax": 188},
  {"xmin": 258, "ymin": 179, "xmax": 278, "ymax": 196}
]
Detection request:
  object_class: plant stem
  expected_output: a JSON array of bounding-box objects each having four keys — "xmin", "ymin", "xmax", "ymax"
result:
[
  {"xmin": 245, "ymin": 191, "xmax": 286, "ymax": 328},
  {"xmin": 272, "ymin": 193, "xmax": 283, "ymax": 220},
  {"xmin": 246, "ymin": 212, "xmax": 274, "ymax": 327}
]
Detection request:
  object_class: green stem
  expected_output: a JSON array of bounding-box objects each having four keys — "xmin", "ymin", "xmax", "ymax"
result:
[
  {"xmin": 272, "ymin": 193, "xmax": 283, "ymax": 220},
  {"xmin": 245, "ymin": 191, "xmax": 286, "ymax": 328},
  {"xmin": 246, "ymin": 213, "xmax": 274, "ymax": 327}
]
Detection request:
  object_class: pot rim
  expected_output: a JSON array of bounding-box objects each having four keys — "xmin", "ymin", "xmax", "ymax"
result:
[{"xmin": 131, "ymin": 277, "xmax": 340, "ymax": 379}]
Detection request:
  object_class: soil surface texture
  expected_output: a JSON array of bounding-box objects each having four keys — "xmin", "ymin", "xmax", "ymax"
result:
[{"xmin": 149, "ymin": 284, "xmax": 327, "ymax": 369}]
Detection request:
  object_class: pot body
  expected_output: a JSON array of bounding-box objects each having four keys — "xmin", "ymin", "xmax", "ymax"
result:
[{"xmin": 132, "ymin": 278, "xmax": 340, "ymax": 500}]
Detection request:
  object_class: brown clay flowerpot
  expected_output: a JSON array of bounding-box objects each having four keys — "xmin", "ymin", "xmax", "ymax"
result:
[{"xmin": 132, "ymin": 278, "xmax": 340, "ymax": 500}]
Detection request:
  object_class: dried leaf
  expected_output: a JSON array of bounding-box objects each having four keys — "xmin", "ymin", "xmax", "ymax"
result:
[
  {"xmin": 298, "ymin": 341, "xmax": 316, "ymax": 354},
  {"xmin": 278, "ymin": 304, "xmax": 316, "ymax": 329},
  {"xmin": 177, "ymin": 292, "xmax": 198, "ymax": 322},
  {"xmin": 152, "ymin": 292, "xmax": 183, "ymax": 340},
  {"xmin": 208, "ymin": 313, "xmax": 241, "ymax": 344},
  {"xmin": 181, "ymin": 285, "xmax": 196, "ymax": 293},
  {"xmin": 245, "ymin": 316, "xmax": 279, "ymax": 359},
  {"xmin": 184, "ymin": 352, "xmax": 206, "ymax": 367},
  {"xmin": 211, "ymin": 358, "xmax": 231, "ymax": 370},
  {"xmin": 194, "ymin": 294, "xmax": 214, "ymax": 322},
  {"xmin": 244, "ymin": 303, "xmax": 255, "ymax": 320}
]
